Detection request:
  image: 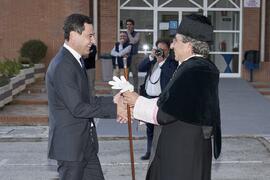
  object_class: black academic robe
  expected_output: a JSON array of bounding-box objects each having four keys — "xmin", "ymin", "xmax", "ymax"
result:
[{"xmin": 146, "ymin": 56, "xmax": 221, "ymax": 180}]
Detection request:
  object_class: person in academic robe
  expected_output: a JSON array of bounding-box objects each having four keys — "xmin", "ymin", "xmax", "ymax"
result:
[{"xmin": 116, "ymin": 14, "xmax": 222, "ymax": 180}]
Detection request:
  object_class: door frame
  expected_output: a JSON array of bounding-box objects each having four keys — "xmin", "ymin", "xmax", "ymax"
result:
[{"xmin": 119, "ymin": 0, "xmax": 243, "ymax": 78}]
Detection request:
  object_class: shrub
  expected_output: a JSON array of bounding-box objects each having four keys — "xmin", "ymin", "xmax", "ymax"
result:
[
  {"xmin": 0, "ymin": 58, "xmax": 21, "ymax": 78},
  {"xmin": 20, "ymin": 39, "xmax": 47, "ymax": 64}
]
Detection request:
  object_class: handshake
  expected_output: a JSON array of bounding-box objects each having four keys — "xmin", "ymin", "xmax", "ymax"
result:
[{"xmin": 109, "ymin": 76, "xmax": 139, "ymax": 123}]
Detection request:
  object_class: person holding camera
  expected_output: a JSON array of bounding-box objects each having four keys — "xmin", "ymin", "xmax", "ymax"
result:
[{"xmin": 138, "ymin": 39, "xmax": 178, "ymax": 160}]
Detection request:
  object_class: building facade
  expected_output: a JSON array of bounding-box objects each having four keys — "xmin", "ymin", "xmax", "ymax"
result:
[{"xmin": 0, "ymin": 0, "xmax": 269, "ymax": 81}]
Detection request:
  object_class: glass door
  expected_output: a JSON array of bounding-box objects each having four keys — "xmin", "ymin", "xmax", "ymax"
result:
[
  {"xmin": 119, "ymin": 0, "xmax": 242, "ymax": 77},
  {"xmin": 157, "ymin": 11, "xmax": 202, "ymax": 41}
]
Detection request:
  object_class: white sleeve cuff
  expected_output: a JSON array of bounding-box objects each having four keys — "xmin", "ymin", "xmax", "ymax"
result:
[{"xmin": 133, "ymin": 96, "xmax": 159, "ymax": 125}]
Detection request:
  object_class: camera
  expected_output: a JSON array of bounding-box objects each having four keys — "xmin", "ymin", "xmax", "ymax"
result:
[{"xmin": 154, "ymin": 48, "xmax": 164, "ymax": 57}]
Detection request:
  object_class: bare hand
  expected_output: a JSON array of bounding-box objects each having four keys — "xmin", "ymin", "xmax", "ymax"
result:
[
  {"xmin": 113, "ymin": 92, "xmax": 122, "ymax": 104},
  {"xmin": 122, "ymin": 91, "xmax": 139, "ymax": 107},
  {"xmin": 114, "ymin": 93, "xmax": 126, "ymax": 121},
  {"xmin": 150, "ymin": 48, "xmax": 156, "ymax": 58},
  {"xmin": 116, "ymin": 96, "xmax": 128, "ymax": 122}
]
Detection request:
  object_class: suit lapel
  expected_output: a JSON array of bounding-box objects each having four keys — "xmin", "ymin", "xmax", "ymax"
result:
[
  {"xmin": 62, "ymin": 47, "xmax": 88, "ymax": 81},
  {"xmin": 62, "ymin": 47, "xmax": 90, "ymax": 99}
]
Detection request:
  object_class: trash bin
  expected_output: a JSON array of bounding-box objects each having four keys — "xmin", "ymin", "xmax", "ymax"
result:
[{"xmin": 100, "ymin": 53, "xmax": 113, "ymax": 81}]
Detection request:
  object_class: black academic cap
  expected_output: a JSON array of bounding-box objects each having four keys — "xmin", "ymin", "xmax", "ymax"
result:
[{"xmin": 177, "ymin": 14, "xmax": 213, "ymax": 43}]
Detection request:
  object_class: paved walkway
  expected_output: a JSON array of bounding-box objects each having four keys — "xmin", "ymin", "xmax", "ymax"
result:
[
  {"xmin": 0, "ymin": 137, "xmax": 270, "ymax": 180},
  {"xmin": 1, "ymin": 78, "xmax": 270, "ymax": 135},
  {"xmin": 1, "ymin": 78, "xmax": 270, "ymax": 179}
]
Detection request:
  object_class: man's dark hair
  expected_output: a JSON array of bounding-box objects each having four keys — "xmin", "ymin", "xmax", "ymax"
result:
[
  {"xmin": 155, "ymin": 39, "xmax": 170, "ymax": 48},
  {"xmin": 120, "ymin": 31, "xmax": 128, "ymax": 35},
  {"xmin": 63, "ymin": 14, "xmax": 92, "ymax": 41},
  {"xmin": 126, "ymin": 18, "xmax": 135, "ymax": 25}
]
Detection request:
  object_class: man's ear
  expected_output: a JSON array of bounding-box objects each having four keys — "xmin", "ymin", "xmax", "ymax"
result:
[
  {"xmin": 69, "ymin": 31, "xmax": 77, "ymax": 41},
  {"xmin": 187, "ymin": 42, "xmax": 193, "ymax": 53}
]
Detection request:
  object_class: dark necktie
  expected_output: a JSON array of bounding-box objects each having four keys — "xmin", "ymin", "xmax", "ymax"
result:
[
  {"xmin": 79, "ymin": 58, "xmax": 85, "ymax": 69},
  {"xmin": 79, "ymin": 58, "xmax": 88, "ymax": 79}
]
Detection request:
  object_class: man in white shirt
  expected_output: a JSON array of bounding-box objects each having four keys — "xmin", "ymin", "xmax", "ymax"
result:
[
  {"xmin": 138, "ymin": 39, "xmax": 177, "ymax": 160},
  {"xmin": 111, "ymin": 31, "xmax": 132, "ymax": 77}
]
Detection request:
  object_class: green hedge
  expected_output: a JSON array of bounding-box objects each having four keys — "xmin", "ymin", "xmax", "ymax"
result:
[
  {"xmin": 0, "ymin": 58, "xmax": 21, "ymax": 78},
  {"xmin": 20, "ymin": 40, "xmax": 47, "ymax": 64}
]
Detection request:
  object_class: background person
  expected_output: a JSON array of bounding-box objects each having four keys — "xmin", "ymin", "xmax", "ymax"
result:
[
  {"xmin": 138, "ymin": 39, "xmax": 178, "ymax": 160},
  {"xmin": 126, "ymin": 18, "xmax": 140, "ymax": 92},
  {"xmin": 110, "ymin": 31, "xmax": 132, "ymax": 78},
  {"xmin": 83, "ymin": 44, "xmax": 97, "ymax": 96}
]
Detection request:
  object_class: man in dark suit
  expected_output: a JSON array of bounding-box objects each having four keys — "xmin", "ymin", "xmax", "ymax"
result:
[
  {"xmin": 46, "ymin": 14, "xmax": 116, "ymax": 180},
  {"xmin": 138, "ymin": 39, "xmax": 178, "ymax": 160}
]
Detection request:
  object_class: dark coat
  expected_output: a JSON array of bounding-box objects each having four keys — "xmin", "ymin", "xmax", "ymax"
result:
[
  {"xmin": 138, "ymin": 55, "xmax": 178, "ymax": 94},
  {"xmin": 146, "ymin": 56, "xmax": 221, "ymax": 180},
  {"xmin": 46, "ymin": 47, "xmax": 116, "ymax": 161}
]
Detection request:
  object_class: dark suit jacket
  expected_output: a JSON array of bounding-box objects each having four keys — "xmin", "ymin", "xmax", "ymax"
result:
[
  {"xmin": 46, "ymin": 47, "xmax": 116, "ymax": 161},
  {"xmin": 139, "ymin": 55, "xmax": 178, "ymax": 93}
]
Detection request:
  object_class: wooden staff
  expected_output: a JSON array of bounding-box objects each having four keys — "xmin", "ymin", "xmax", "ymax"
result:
[{"xmin": 123, "ymin": 57, "xmax": 136, "ymax": 180}]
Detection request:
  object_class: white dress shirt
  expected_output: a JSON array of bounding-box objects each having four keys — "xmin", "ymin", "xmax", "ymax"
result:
[
  {"xmin": 145, "ymin": 57, "xmax": 166, "ymax": 96},
  {"xmin": 63, "ymin": 43, "xmax": 83, "ymax": 68},
  {"xmin": 110, "ymin": 43, "xmax": 132, "ymax": 65}
]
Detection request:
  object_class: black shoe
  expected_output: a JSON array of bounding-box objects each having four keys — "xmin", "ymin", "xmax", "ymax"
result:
[{"xmin": 140, "ymin": 152, "xmax": 150, "ymax": 160}]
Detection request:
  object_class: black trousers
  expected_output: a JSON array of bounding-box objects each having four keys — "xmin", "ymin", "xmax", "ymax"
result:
[
  {"xmin": 57, "ymin": 122, "xmax": 104, "ymax": 180},
  {"xmin": 57, "ymin": 154, "xmax": 104, "ymax": 180},
  {"xmin": 146, "ymin": 123, "xmax": 154, "ymax": 153},
  {"xmin": 143, "ymin": 95, "xmax": 157, "ymax": 154}
]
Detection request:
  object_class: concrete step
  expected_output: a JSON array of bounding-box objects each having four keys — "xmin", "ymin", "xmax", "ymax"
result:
[
  {"xmin": 251, "ymin": 81, "xmax": 270, "ymax": 98},
  {"xmin": 252, "ymin": 84, "xmax": 270, "ymax": 89},
  {"xmin": 0, "ymin": 104, "xmax": 48, "ymax": 125},
  {"xmin": 0, "ymin": 80, "xmax": 114, "ymax": 125},
  {"xmin": 260, "ymin": 90, "xmax": 270, "ymax": 96},
  {"xmin": 12, "ymin": 93, "xmax": 48, "ymax": 105}
]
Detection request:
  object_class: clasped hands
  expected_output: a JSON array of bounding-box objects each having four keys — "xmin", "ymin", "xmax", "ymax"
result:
[{"xmin": 109, "ymin": 76, "xmax": 139, "ymax": 123}]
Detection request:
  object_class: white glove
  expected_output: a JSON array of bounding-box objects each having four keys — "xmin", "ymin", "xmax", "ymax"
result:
[{"xmin": 108, "ymin": 76, "xmax": 134, "ymax": 93}]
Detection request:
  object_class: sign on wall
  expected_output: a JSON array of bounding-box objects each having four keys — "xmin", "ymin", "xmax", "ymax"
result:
[{"xmin": 244, "ymin": 0, "xmax": 260, "ymax": 8}]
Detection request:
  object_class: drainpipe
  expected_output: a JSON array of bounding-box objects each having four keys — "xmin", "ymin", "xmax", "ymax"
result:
[
  {"xmin": 93, "ymin": 0, "xmax": 98, "ymax": 48},
  {"xmin": 260, "ymin": 0, "xmax": 266, "ymax": 62}
]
